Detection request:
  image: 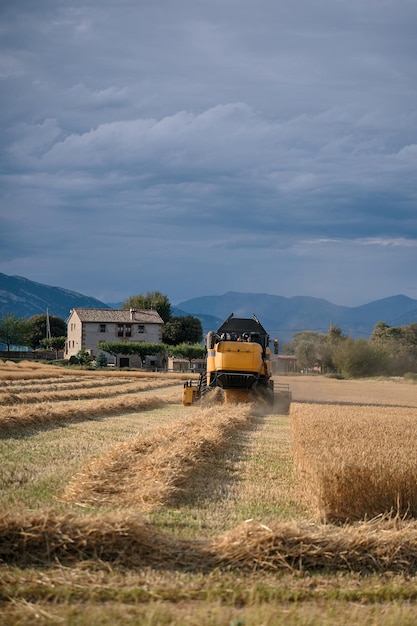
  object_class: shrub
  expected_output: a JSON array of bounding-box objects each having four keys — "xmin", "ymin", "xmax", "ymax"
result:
[
  {"xmin": 333, "ymin": 338, "xmax": 389, "ymax": 378},
  {"xmin": 68, "ymin": 350, "xmax": 93, "ymax": 367},
  {"xmin": 96, "ymin": 352, "xmax": 108, "ymax": 368}
]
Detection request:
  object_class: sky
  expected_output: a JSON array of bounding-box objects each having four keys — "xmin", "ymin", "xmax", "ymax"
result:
[{"xmin": 1, "ymin": 0, "xmax": 417, "ymax": 308}]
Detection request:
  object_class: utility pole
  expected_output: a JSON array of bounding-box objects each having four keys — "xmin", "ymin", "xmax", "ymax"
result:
[{"xmin": 46, "ymin": 308, "xmax": 51, "ymax": 340}]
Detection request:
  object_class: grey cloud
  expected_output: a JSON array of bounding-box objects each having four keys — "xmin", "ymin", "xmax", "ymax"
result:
[{"xmin": 1, "ymin": 0, "xmax": 417, "ymax": 304}]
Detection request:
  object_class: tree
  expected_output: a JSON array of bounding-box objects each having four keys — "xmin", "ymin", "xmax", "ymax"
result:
[
  {"xmin": 27, "ymin": 314, "xmax": 67, "ymax": 349},
  {"xmin": 333, "ymin": 338, "xmax": 388, "ymax": 378},
  {"xmin": 370, "ymin": 321, "xmax": 392, "ymax": 343},
  {"xmin": 162, "ymin": 316, "xmax": 203, "ymax": 345},
  {"xmin": 322, "ymin": 325, "xmax": 345, "ymax": 373},
  {"xmin": 96, "ymin": 352, "xmax": 108, "ymax": 368},
  {"xmin": 169, "ymin": 343, "xmax": 206, "ymax": 368},
  {"xmin": 327, "ymin": 325, "xmax": 343, "ymax": 343},
  {"xmin": 122, "ymin": 292, "xmax": 172, "ymax": 323},
  {"xmin": 40, "ymin": 336, "xmax": 66, "ymax": 358},
  {"xmin": 284, "ymin": 330, "xmax": 326, "ymax": 371},
  {"xmin": 370, "ymin": 321, "xmax": 417, "ymax": 375},
  {"xmin": 0, "ymin": 314, "xmax": 31, "ymax": 353},
  {"xmin": 283, "ymin": 330, "xmax": 323, "ymax": 356},
  {"xmin": 295, "ymin": 340, "xmax": 317, "ymax": 371},
  {"xmin": 283, "ymin": 327, "xmax": 346, "ymax": 374}
]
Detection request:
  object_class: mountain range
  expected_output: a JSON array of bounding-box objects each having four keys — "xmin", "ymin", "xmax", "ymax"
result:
[
  {"xmin": 1, "ymin": 273, "xmax": 417, "ymax": 345},
  {"xmin": 175, "ymin": 292, "xmax": 417, "ymax": 344},
  {"xmin": 0, "ymin": 273, "xmax": 110, "ymax": 320}
]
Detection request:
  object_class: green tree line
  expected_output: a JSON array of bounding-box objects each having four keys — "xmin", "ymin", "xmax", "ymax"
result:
[
  {"xmin": 0, "ymin": 313, "xmax": 66, "ymax": 354},
  {"xmin": 283, "ymin": 322, "xmax": 417, "ymax": 377}
]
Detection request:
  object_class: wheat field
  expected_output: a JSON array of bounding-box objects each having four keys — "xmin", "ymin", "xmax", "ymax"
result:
[
  {"xmin": 292, "ymin": 403, "xmax": 417, "ymax": 521},
  {"xmin": 1, "ymin": 360, "xmax": 417, "ymax": 625}
]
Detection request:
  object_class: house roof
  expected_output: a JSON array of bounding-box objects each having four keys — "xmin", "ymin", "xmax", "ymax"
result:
[{"xmin": 69, "ymin": 308, "xmax": 164, "ymax": 324}]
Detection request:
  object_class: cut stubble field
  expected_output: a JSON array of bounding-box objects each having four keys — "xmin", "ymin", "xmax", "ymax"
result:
[{"xmin": 1, "ymin": 361, "xmax": 417, "ymax": 625}]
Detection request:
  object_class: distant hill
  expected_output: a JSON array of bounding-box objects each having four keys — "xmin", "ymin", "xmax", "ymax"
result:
[
  {"xmin": 0, "ymin": 273, "xmax": 110, "ymax": 320},
  {"xmin": 171, "ymin": 307, "xmax": 223, "ymax": 340},
  {"xmin": 1, "ymin": 274, "xmax": 416, "ymax": 345},
  {"xmin": 176, "ymin": 291, "xmax": 417, "ymax": 344}
]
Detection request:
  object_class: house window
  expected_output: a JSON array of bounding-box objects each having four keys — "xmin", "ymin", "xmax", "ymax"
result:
[
  {"xmin": 138, "ymin": 324, "xmax": 145, "ymax": 334},
  {"xmin": 117, "ymin": 324, "xmax": 133, "ymax": 338},
  {"xmin": 99, "ymin": 324, "xmax": 106, "ymax": 333}
]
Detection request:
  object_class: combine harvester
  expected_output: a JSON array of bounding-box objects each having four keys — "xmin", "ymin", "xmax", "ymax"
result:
[{"xmin": 183, "ymin": 313, "xmax": 292, "ymax": 413}]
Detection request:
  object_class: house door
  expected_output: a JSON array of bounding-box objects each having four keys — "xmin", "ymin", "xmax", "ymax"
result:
[{"xmin": 119, "ymin": 357, "xmax": 130, "ymax": 368}]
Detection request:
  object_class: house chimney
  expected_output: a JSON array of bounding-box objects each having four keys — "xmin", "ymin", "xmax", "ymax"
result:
[{"xmin": 130, "ymin": 308, "xmax": 136, "ymax": 321}]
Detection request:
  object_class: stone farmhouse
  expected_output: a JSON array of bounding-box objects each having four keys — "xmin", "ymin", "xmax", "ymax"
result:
[{"xmin": 65, "ymin": 308, "xmax": 164, "ymax": 368}]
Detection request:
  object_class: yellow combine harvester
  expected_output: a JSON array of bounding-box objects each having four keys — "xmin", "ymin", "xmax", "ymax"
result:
[{"xmin": 183, "ymin": 313, "xmax": 291, "ymax": 412}]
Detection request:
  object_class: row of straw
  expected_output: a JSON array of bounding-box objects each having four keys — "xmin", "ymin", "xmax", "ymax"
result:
[
  {"xmin": 0, "ymin": 360, "xmax": 193, "ymax": 381},
  {"xmin": 0, "ymin": 390, "xmax": 179, "ymax": 435},
  {"xmin": 0, "ymin": 375, "xmax": 136, "ymax": 392},
  {"xmin": 63, "ymin": 404, "xmax": 253, "ymax": 510},
  {"xmin": 2, "ymin": 510, "xmax": 417, "ymax": 573},
  {"xmin": 0, "ymin": 379, "xmax": 180, "ymax": 406}
]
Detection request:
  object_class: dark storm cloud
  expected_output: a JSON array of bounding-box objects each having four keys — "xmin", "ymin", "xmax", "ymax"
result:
[{"xmin": 1, "ymin": 0, "xmax": 417, "ymax": 304}]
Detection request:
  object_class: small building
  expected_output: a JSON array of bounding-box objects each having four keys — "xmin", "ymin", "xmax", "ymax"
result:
[
  {"xmin": 167, "ymin": 357, "xmax": 206, "ymax": 373},
  {"xmin": 271, "ymin": 354, "xmax": 297, "ymax": 374},
  {"xmin": 65, "ymin": 308, "xmax": 164, "ymax": 367}
]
